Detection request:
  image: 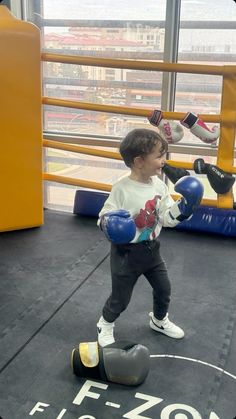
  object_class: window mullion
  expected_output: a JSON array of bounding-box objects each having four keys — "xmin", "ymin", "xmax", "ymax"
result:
[{"xmin": 161, "ymin": 0, "xmax": 181, "ymax": 112}]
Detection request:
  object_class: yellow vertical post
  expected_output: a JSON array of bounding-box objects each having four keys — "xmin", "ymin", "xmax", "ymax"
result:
[
  {"xmin": 217, "ymin": 66, "xmax": 236, "ymax": 209},
  {"xmin": 0, "ymin": 6, "xmax": 43, "ymax": 231}
]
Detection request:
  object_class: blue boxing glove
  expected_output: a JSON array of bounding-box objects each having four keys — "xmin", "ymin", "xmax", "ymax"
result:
[
  {"xmin": 173, "ymin": 176, "xmax": 204, "ymax": 221},
  {"xmin": 100, "ymin": 209, "xmax": 136, "ymax": 244}
]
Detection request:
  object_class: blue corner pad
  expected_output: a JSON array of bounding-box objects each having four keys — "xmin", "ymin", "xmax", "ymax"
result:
[
  {"xmin": 175, "ymin": 205, "xmax": 236, "ymax": 237},
  {"xmin": 73, "ymin": 189, "xmax": 109, "ymax": 217},
  {"xmin": 73, "ymin": 190, "xmax": 236, "ymax": 237}
]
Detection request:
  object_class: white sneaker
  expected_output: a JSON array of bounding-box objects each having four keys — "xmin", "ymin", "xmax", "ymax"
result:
[
  {"xmin": 97, "ymin": 316, "xmax": 115, "ymax": 347},
  {"xmin": 149, "ymin": 312, "xmax": 184, "ymax": 339}
]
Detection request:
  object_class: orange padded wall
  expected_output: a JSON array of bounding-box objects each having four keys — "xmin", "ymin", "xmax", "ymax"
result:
[{"xmin": 0, "ymin": 6, "xmax": 43, "ymax": 231}]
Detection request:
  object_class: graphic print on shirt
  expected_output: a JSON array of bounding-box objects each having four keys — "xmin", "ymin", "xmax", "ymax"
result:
[{"xmin": 134, "ymin": 195, "xmax": 161, "ymax": 241}]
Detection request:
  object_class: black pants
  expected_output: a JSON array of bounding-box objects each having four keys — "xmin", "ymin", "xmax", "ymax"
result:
[{"xmin": 102, "ymin": 240, "xmax": 171, "ymax": 323}]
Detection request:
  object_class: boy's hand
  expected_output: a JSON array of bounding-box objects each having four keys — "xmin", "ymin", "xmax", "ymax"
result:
[
  {"xmin": 170, "ymin": 176, "xmax": 204, "ymax": 221},
  {"xmin": 100, "ymin": 210, "xmax": 136, "ymax": 244}
]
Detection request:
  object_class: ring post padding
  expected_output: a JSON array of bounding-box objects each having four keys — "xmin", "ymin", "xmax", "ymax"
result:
[
  {"xmin": 73, "ymin": 190, "xmax": 109, "ymax": 217},
  {"xmin": 175, "ymin": 206, "xmax": 236, "ymax": 237},
  {"xmin": 0, "ymin": 6, "xmax": 43, "ymax": 232}
]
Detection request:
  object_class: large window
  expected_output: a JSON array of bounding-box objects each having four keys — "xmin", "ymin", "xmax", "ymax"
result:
[
  {"xmin": 21, "ymin": 0, "xmax": 236, "ymax": 211},
  {"xmin": 40, "ymin": 0, "xmax": 166, "ymax": 138}
]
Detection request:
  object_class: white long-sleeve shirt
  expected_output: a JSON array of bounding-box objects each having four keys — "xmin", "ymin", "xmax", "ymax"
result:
[{"xmin": 98, "ymin": 175, "xmax": 182, "ymax": 243}]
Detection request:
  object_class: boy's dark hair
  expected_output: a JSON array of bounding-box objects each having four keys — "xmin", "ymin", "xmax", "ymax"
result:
[{"xmin": 119, "ymin": 128, "xmax": 168, "ymax": 168}]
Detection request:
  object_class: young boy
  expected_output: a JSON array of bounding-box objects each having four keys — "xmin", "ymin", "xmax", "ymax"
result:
[{"xmin": 97, "ymin": 128, "xmax": 203, "ymax": 347}]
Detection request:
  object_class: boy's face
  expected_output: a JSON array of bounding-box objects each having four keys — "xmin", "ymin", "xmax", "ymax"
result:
[{"xmin": 140, "ymin": 142, "xmax": 166, "ymax": 177}]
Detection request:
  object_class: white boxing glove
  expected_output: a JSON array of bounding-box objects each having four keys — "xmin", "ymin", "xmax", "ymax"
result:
[
  {"xmin": 158, "ymin": 119, "xmax": 184, "ymax": 144},
  {"xmin": 181, "ymin": 112, "xmax": 219, "ymax": 144},
  {"xmin": 147, "ymin": 109, "xmax": 163, "ymax": 127}
]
